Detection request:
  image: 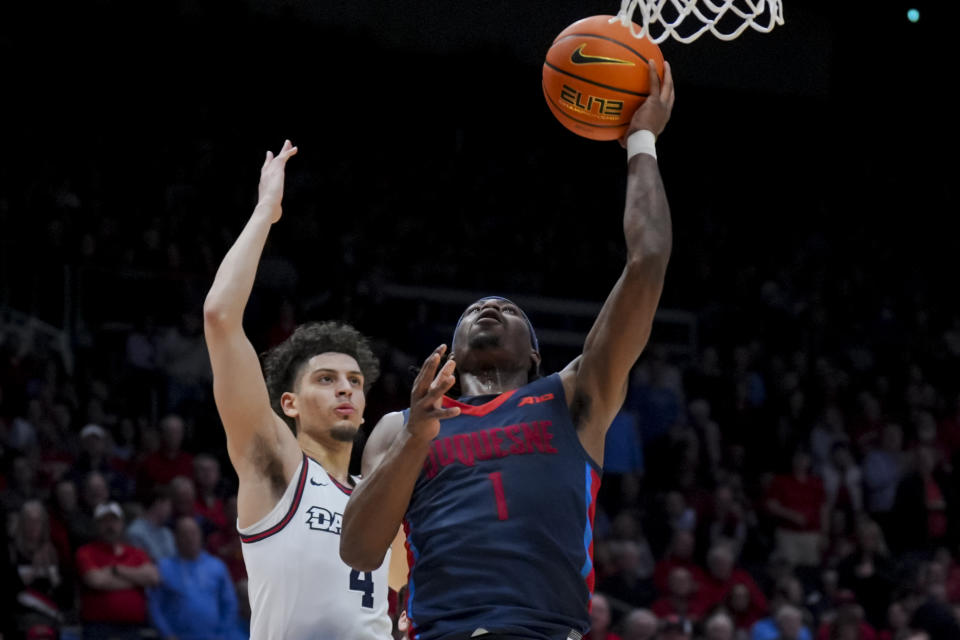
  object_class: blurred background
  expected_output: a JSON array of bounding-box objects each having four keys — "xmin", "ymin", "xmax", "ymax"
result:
[{"xmin": 2, "ymin": 0, "xmax": 960, "ymax": 638}]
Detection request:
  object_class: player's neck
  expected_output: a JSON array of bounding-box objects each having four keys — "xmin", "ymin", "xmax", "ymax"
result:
[
  {"xmin": 459, "ymin": 368, "xmax": 529, "ymax": 397},
  {"xmin": 298, "ymin": 435, "xmax": 352, "ymax": 486}
]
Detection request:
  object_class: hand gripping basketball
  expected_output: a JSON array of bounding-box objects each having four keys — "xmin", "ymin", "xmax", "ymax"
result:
[
  {"xmin": 256, "ymin": 139, "xmax": 298, "ymax": 222},
  {"xmin": 624, "ymin": 60, "xmax": 675, "ymax": 141},
  {"xmin": 407, "ymin": 345, "xmax": 461, "ymax": 442}
]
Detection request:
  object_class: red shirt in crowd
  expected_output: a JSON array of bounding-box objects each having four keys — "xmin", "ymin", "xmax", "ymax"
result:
[
  {"xmin": 75, "ymin": 541, "xmax": 152, "ymax": 624},
  {"xmin": 136, "ymin": 451, "xmax": 194, "ymax": 491},
  {"xmin": 195, "ymin": 496, "xmax": 227, "ymax": 530},
  {"xmin": 653, "ymin": 557, "xmax": 709, "ymax": 595},
  {"xmin": 699, "ymin": 570, "xmax": 769, "ymax": 614},
  {"xmin": 651, "ymin": 595, "xmax": 710, "ymax": 621},
  {"xmin": 766, "ymin": 473, "xmax": 826, "ymax": 532}
]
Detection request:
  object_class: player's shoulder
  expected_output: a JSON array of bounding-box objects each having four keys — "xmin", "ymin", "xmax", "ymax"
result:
[
  {"xmin": 374, "ymin": 411, "xmax": 406, "ymax": 436},
  {"xmin": 359, "ymin": 412, "xmax": 405, "ymax": 476}
]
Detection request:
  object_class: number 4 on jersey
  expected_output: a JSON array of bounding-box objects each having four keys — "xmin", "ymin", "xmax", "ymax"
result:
[{"xmin": 349, "ymin": 569, "xmax": 374, "ymax": 608}]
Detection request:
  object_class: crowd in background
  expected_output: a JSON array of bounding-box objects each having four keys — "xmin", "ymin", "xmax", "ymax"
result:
[{"xmin": 3, "ymin": 152, "xmax": 960, "ymax": 640}]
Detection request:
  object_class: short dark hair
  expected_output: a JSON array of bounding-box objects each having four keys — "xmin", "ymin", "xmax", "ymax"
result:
[{"xmin": 262, "ymin": 321, "xmax": 380, "ymax": 433}]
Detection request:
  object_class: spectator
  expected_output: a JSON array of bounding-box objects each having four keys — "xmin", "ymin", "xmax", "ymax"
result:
[
  {"xmin": 700, "ymin": 543, "xmax": 768, "ymax": 615},
  {"xmin": 878, "ymin": 601, "xmax": 910, "ymax": 640},
  {"xmin": 653, "ymin": 530, "xmax": 708, "ymax": 595},
  {"xmin": 823, "ymin": 508, "xmax": 858, "ymax": 569},
  {"xmin": 850, "ymin": 394, "xmax": 885, "ymax": 454},
  {"xmin": 752, "ymin": 604, "xmax": 812, "ymax": 640},
  {"xmin": 206, "ymin": 495, "xmax": 246, "ymax": 582},
  {"xmin": 169, "ymin": 475, "xmax": 211, "ymax": 534},
  {"xmin": 837, "ymin": 520, "xmax": 896, "ymax": 630},
  {"xmin": 620, "ymin": 608, "xmax": 657, "ymax": 640},
  {"xmin": 862, "ymin": 424, "xmax": 905, "ymax": 530},
  {"xmin": 723, "ymin": 581, "xmax": 768, "ymax": 634},
  {"xmin": 9, "ymin": 500, "xmax": 69, "ymax": 635},
  {"xmin": 125, "ymin": 486, "xmax": 175, "ymax": 561},
  {"xmin": 75, "ymin": 501, "xmax": 159, "ymax": 639},
  {"xmin": 585, "ymin": 592, "xmax": 622, "ymax": 640},
  {"xmin": 651, "ymin": 567, "xmax": 708, "ymax": 622},
  {"xmin": 765, "ymin": 448, "xmax": 827, "ymax": 568},
  {"xmin": 598, "ymin": 540, "xmax": 657, "ymax": 609},
  {"xmin": 657, "ymin": 614, "xmax": 693, "ymax": 640},
  {"xmin": 815, "ymin": 591, "xmax": 878, "ymax": 640},
  {"xmin": 136, "ymin": 414, "xmax": 193, "ymax": 497},
  {"xmin": 1, "ymin": 455, "xmax": 42, "ymax": 514},
  {"xmin": 47, "ymin": 479, "xmax": 82, "ymax": 569},
  {"xmin": 148, "ymin": 516, "xmax": 239, "ymax": 640},
  {"xmin": 67, "ymin": 424, "xmax": 133, "ymax": 501},
  {"xmin": 891, "ymin": 446, "xmax": 954, "ymax": 555},
  {"xmin": 810, "ymin": 405, "xmax": 849, "ymax": 474},
  {"xmin": 628, "ymin": 349, "xmax": 684, "ymax": 445},
  {"xmin": 193, "ymin": 454, "xmax": 226, "ymax": 531},
  {"xmin": 822, "ymin": 441, "xmax": 863, "ymax": 517},
  {"xmin": 155, "ymin": 313, "xmax": 211, "ymax": 414},
  {"xmin": 704, "ymin": 611, "xmax": 737, "ymax": 640},
  {"xmin": 697, "ymin": 483, "xmax": 749, "ymax": 561}
]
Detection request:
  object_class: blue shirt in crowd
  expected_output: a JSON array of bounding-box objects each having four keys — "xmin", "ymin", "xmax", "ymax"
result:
[
  {"xmin": 148, "ymin": 551, "xmax": 239, "ymax": 640},
  {"xmin": 751, "ymin": 617, "xmax": 812, "ymax": 640}
]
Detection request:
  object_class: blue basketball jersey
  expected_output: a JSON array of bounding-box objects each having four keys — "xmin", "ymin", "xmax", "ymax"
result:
[{"xmin": 401, "ymin": 373, "xmax": 602, "ymax": 640}]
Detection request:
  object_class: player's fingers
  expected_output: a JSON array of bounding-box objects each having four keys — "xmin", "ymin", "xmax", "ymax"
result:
[
  {"xmin": 413, "ymin": 346, "xmax": 446, "ymax": 396},
  {"xmin": 647, "ymin": 59, "xmax": 661, "ymax": 98},
  {"xmin": 262, "ymin": 151, "xmax": 271, "ymax": 170},
  {"xmin": 436, "ymin": 406, "xmax": 461, "ymax": 421},
  {"xmin": 661, "ymin": 61, "xmax": 675, "ymax": 106},
  {"xmin": 279, "ymin": 140, "xmax": 298, "ymax": 161},
  {"xmin": 426, "ymin": 360, "xmax": 457, "ymax": 396}
]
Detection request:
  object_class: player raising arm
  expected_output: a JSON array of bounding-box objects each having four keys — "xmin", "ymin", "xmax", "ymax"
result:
[
  {"xmin": 342, "ymin": 61, "xmax": 675, "ymax": 639},
  {"xmin": 203, "ymin": 140, "xmax": 397, "ymax": 640}
]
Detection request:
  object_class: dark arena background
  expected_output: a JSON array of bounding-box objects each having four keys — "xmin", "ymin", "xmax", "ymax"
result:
[{"xmin": 2, "ymin": 0, "xmax": 960, "ymax": 638}]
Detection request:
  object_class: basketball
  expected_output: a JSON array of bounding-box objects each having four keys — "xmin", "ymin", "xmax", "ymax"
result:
[{"xmin": 542, "ymin": 15, "xmax": 665, "ymax": 141}]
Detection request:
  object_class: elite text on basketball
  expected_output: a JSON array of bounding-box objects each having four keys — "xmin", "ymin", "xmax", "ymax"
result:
[{"xmin": 559, "ymin": 85, "xmax": 624, "ymax": 120}]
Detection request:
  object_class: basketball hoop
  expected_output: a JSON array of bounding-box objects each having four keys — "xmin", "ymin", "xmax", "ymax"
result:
[{"xmin": 612, "ymin": 0, "xmax": 784, "ymax": 44}]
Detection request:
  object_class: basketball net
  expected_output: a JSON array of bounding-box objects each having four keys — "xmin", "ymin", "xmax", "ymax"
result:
[{"xmin": 612, "ymin": 0, "xmax": 783, "ymax": 43}]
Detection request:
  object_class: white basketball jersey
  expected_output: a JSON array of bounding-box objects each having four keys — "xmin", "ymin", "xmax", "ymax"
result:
[{"xmin": 239, "ymin": 454, "xmax": 392, "ymax": 640}]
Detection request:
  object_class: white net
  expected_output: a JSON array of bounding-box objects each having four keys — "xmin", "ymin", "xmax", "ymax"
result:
[{"xmin": 612, "ymin": 0, "xmax": 784, "ymax": 43}]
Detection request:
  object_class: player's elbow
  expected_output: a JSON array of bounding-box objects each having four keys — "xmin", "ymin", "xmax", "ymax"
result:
[
  {"xmin": 202, "ymin": 298, "xmax": 239, "ymax": 334},
  {"xmin": 339, "ymin": 528, "xmax": 386, "ymax": 572},
  {"xmin": 202, "ymin": 300, "xmax": 228, "ymax": 327},
  {"xmin": 625, "ymin": 251, "xmax": 670, "ymax": 284}
]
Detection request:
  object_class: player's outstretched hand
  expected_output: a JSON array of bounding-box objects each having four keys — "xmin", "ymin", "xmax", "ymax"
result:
[
  {"xmin": 623, "ymin": 60, "xmax": 675, "ymax": 142},
  {"xmin": 407, "ymin": 345, "xmax": 460, "ymax": 442},
  {"xmin": 256, "ymin": 139, "xmax": 298, "ymax": 222}
]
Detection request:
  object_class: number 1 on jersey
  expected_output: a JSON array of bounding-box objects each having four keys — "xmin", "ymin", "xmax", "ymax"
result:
[
  {"xmin": 349, "ymin": 569, "xmax": 374, "ymax": 608},
  {"xmin": 488, "ymin": 472, "xmax": 509, "ymax": 520}
]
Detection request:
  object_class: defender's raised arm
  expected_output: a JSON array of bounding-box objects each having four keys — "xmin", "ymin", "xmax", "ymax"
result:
[{"xmin": 202, "ymin": 140, "xmax": 302, "ymax": 524}]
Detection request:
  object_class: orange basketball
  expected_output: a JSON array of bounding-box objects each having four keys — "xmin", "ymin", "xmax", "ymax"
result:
[{"xmin": 543, "ymin": 15, "xmax": 664, "ymax": 141}]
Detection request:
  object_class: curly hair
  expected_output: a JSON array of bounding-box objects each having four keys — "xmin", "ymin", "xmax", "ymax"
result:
[{"xmin": 262, "ymin": 321, "xmax": 380, "ymax": 433}]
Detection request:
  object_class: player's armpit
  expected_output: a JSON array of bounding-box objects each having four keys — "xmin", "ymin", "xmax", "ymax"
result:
[
  {"xmin": 571, "ymin": 257, "xmax": 669, "ymax": 462},
  {"xmin": 203, "ymin": 319, "xmax": 300, "ymax": 485}
]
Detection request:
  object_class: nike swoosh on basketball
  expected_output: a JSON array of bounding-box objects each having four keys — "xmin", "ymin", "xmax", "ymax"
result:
[
  {"xmin": 310, "ymin": 477, "xmax": 329, "ymax": 486},
  {"xmin": 570, "ymin": 44, "xmax": 634, "ymax": 66}
]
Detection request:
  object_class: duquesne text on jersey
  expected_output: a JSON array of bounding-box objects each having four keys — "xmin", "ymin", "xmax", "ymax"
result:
[{"xmin": 423, "ymin": 420, "xmax": 558, "ymax": 478}]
